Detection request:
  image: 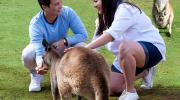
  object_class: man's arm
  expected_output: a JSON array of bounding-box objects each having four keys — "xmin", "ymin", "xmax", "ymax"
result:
[
  {"xmin": 66, "ymin": 7, "xmax": 88, "ymax": 46},
  {"xmin": 29, "ymin": 23, "xmax": 44, "ymax": 66}
]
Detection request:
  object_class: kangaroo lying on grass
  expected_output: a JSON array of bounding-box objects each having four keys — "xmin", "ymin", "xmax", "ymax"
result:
[
  {"xmin": 152, "ymin": 0, "xmax": 174, "ymax": 36},
  {"xmin": 41, "ymin": 40, "xmax": 110, "ymax": 100}
]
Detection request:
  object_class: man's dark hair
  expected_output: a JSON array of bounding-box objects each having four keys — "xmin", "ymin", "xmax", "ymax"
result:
[
  {"xmin": 96, "ymin": 0, "xmax": 141, "ymax": 36},
  {"xmin": 38, "ymin": 0, "xmax": 51, "ymax": 10}
]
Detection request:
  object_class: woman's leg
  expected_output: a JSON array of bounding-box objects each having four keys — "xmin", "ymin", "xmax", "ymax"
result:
[
  {"xmin": 110, "ymin": 72, "xmax": 125, "ymax": 95},
  {"xmin": 110, "ymin": 70, "xmax": 148, "ymax": 96},
  {"xmin": 118, "ymin": 40, "xmax": 146, "ymax": 92}
]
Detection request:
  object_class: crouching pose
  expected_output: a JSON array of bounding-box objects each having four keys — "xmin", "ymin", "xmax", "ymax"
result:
[
  {"xmin": 21, "ymin": 0, "xmax": 87, "ymax": 92},
  {"xmin": 87, "ymin": 0, "xmax": 166, "ymax": 100},
  {"xmin": 38, "ymin": 40, "xmax": 110, "ymax": 100}
]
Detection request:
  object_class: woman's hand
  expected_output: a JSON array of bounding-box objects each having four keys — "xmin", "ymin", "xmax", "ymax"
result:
[{"xmin": 64, "ymin": 47, "xmax": 74, "ymax": 53}]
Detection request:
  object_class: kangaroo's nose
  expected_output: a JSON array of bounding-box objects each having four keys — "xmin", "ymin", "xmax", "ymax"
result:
[{"xmin": 159, "ymin": 17, "xmax": 163, "ymax": 21}]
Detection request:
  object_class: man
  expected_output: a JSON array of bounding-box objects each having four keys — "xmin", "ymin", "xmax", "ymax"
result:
[{"xmin": 22, "ymin": 0, "xmax": 87, "ymax": 92}]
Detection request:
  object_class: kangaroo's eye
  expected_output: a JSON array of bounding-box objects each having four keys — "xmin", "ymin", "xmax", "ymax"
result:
[{"xmin": 164, "ymin": 11, "xmax": 166, "ymax": 16}]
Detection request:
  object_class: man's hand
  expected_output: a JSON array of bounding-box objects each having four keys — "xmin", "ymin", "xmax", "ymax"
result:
[{"xmin": 35, "ymin": 62, "xmax": 48, "ymax": 75}]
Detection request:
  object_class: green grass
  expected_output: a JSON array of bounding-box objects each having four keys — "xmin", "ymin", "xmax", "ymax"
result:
[{"xmin": 0, "ymin": 0, "xmax": 180, "ymax": 100}]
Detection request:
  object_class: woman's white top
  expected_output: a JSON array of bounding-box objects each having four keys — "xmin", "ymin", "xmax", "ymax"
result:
[{"xmin": 93, "ymin": 3, "xmax": 166, "ymax": 72}]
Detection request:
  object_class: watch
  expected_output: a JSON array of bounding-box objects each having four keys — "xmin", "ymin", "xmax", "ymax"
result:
[{"xmin": 63, "ymin": 38, "xmax": 68, "ymax": 46}]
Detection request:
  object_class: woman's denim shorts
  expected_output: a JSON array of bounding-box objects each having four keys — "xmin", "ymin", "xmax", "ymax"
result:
[{"xmin": 111, "ymin": 41, "xmax": 162, "ymax": 75}]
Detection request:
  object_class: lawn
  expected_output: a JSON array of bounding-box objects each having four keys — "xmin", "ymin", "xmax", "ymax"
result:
[{"xmin": 0, "ymin": 0, "xmax": 180, "ymax": 100}]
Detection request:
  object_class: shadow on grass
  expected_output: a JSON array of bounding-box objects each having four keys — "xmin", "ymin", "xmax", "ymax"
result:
[
  {"xmin": 109, "ymin": 85, "xmax": 180, "ymax": 100},
  {"xmin": 138, "ymin": 85, "xmax": 180, "ymax": 100},
  {"xmin": 0, "ymin": 64, "xmax": 52, "ymax": 100},
  {"xmin": 159, "ymin": 29, "xmax": 172, "ymax": 37}
]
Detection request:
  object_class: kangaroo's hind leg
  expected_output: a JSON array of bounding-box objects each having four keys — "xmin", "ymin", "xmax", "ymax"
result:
[
  {"xmin": 76, "ymin": 95, "xmax": 82, "ymax": 100},
  {"xmin": 50, "ymin": 69, "xmax": 59, "ymax": 100},
  {"xmin": 167, "ymin": 13, "xmax": 174, "ymax": 37},
  {"xmin": 58, "ymin": 81, "xmax": 72, "ymax": 100}
]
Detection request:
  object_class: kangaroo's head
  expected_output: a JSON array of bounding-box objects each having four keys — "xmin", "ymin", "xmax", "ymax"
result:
[
  {"xmin": 158, "ymin": 9, "xmax": 166, "ymax": 21},
  {"xmin": 154, "ymin": 3, "xmax": 168, "ymax": 26},
  {"xmin": 154, "ymin": 0, "xmax": 168, "ymax": 22},
  {"xmin": 42, "ymin": 39, "xmax": 65, "ymax": 68}
]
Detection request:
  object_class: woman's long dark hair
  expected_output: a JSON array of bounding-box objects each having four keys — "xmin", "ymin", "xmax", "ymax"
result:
[{"xmin": 96, "ymin": 0, "xmax": 141, "ymax": 35}]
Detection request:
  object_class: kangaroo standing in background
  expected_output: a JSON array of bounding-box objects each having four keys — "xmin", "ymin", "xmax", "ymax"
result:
[
  {"xmin": 152, "ymin": 0, "xmax": 174, "ymax": 36},
  {"xmin": 41, "ymin": 40, "xmax": 110, "ymax": 100}
]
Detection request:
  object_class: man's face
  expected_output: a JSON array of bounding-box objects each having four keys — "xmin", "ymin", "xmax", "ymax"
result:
[{"xmin": 44, "ymin": 0, "xmax": 62, "ymax": 16}]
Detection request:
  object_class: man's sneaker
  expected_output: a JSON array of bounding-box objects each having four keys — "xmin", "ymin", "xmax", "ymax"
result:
[
  {"xmin": 29, "ymin": 74, "xmax": 43, "ymax": 92},
  {"xmin": 141, "ymin": 66, "xmax": 156, "ymax": 90},
  {"xmin": 118, "ymin": 90, "xmax": 139, "ymax": 100}
]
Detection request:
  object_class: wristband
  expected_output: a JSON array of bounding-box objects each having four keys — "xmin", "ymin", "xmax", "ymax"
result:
[{"xmin": 63, "ymin": 38, "xmax": 68, "ymax": 46}]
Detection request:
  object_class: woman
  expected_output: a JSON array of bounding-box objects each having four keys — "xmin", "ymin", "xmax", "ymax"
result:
[{"xmin": 87, "ymin": 0, "xmax": 166, "ymax": 100}]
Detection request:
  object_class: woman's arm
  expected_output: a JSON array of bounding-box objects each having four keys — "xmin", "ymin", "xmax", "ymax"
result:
[{"xmin": 86, "ymin": 32, "xmax": 113, "ymax": 49}]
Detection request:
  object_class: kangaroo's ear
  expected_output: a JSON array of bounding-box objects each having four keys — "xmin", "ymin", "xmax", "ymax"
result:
[
  {"xmin": 155, "ymin": 4, "xmax": 160, "ymax": 12},
  {"xmin": 51, "ymin": 44, "xmax": 65, "ymax": 57},
  {"xmin": 42, "ymin": 39, "xmax": 51, "ymax": 51}
]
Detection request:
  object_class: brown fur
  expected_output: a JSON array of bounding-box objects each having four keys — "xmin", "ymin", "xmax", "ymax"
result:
[
  {"xmin": 42, "ymin": 46, "xmax": 110, "ymax": 100},
  {"xmin": 152, "ymin": 0, "xmax": 174, "ymax": 36}
]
